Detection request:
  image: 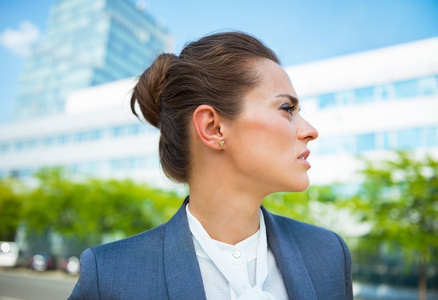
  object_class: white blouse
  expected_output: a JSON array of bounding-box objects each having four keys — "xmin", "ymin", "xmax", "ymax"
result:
[{"xmin": 186, "ymin": 205, "xmax": 288, "ymax": 300}]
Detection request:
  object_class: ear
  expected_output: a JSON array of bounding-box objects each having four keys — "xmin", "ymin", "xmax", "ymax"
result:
[{"xmin": 192, "ymin": 105, "xmax": 225, "ymax": 150}]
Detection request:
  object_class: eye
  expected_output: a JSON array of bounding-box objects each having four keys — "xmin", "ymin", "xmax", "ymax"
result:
[{"xmin": 279, "ymin": 104, "xmax": 298, "ymax": 115}]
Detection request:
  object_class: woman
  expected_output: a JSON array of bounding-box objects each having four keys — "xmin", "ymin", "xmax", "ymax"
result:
[{"xmin": 69, "ymin": 32, "xmax": 353, "ymax": 300}]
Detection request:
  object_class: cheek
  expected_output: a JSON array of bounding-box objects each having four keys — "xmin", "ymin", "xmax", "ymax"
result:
[
  {"xmin": 251, "ymin": 117, "xmax": 292, "ymax": 145},
  {"xmin": 236, "ymin": 116, "xmax": 293, "ymax": 153}
]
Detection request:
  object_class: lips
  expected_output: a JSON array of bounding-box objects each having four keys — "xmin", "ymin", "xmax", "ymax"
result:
[{"xmin": 298, "ymin": 150, "xmax": 311, "ymax": 168}]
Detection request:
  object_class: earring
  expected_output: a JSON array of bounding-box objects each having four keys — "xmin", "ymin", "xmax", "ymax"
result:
[{"xmin": 218, "ymin": 140, "xmax": 225, "ymax": 149}]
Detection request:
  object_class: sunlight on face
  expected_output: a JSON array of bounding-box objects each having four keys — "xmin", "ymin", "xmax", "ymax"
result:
[{"xmin": 226, "ymin": 59, "xmax": 318, "ymax": 196}]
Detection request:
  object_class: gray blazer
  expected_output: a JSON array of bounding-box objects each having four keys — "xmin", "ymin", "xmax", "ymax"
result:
[{"xmin": 69, "ymin": 200, "xmax": 353, "ymax": 299}]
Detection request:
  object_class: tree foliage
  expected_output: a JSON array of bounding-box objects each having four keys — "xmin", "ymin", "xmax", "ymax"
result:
[
  {"xmin": 2, "ymin": 168, "xmax": 344, "ymax": 253},
  {"xmin": 344, "ymin": 151, "xmax": 438, "ymax": 298},
  {"xmin": 345, "ymin": 152, "xmax": 438, "ymax": 258},
  {"xmin": 263, "ymin": 185, "xmax": 339, "ymax": 226},
  {"xmin": 0, "ymin": 179, "xmax": 24, "ymax": 241},
  {"xmin": 20, "ymin": 168, "xmax": 183, "ymax": 246}
]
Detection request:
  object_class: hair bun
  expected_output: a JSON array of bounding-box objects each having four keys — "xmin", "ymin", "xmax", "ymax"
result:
[{"xmin": 131, "ymin": 53, "xmax": 176, "ymax": 128}]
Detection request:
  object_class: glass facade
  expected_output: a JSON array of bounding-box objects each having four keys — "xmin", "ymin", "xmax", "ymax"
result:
[
  {"xmin": 315, "ymin": 126, "xmax": 438, "ymax": 155},
  {"xmin": 317, "ymin": 75, "xmax": 438, "ymax": 109},
  {"xmin": 0, "ymin": 121, "xmax": 159, "ymax": 180},
  {"xmin": 0, "ymin": 155, "xmax": 160, "ymax": 180},
  {"xmin": 310, "ymin": 74, "xmax": 438, "ymax": 156},
  {"xmin": 14, "ymin": 0, "xmax": 169, "ymax": 120},
  {"xmin": 0, "ymin": 122, "xmax": 156, "ymax": 154}
]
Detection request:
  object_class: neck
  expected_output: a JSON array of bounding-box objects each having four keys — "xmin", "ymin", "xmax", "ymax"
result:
[{"xmin": 188, "ymin": 169, "xmax": 267, "ymax": 245}]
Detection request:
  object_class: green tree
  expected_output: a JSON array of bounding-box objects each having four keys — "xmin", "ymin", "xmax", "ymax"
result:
[
  {"xmin": 21, "ymin": 168, "xmax": 183, "ymax": 252},
  {"xmin": 345, "ymin": 152, "xmax": 438, "ymax": 300},
  {"xmin": 22, "ymin": 169, "xmax": 79, "ymax": 236},
  {"xmin": 76, "ymin": 177, "xmax": 182, "ymax": 239},
  {"xmin": 263, "ymin": 185, "xmax": 341, "ymax": 227},
  {"xmin": 0, "ymin": 179, "xmax": 25, "ymax": 241}
]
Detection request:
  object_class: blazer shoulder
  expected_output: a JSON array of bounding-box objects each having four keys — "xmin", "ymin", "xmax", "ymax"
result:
[
  {"xmin": 271, "ymin": 212, "xmax": 340, "ymax": 240},
  {"xmin": 268, "ymin": 212, "xmax": 353, "ymax": 299},
  {"xmin": 92, "ymin": 222, "xmax": 166, "ymax": 257},
  {"xmin": 70, "ymin": 223, "xmax": 169, "ymax": 300},
  {"xmin": 270, "ymin": 212, "xmax": 350, "ymax": 260},
  {"xmin": 69, "ymin": 248, "xmax": 99, "ymax": 300}
]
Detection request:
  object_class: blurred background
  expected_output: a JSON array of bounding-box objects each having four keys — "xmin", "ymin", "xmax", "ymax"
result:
[{"xmin": 0, "ymin": 0, "xmax": 437, "ymax": 299}]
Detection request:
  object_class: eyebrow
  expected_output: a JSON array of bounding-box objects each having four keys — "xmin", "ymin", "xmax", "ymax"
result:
[{"xmin": 276, "ymin": 94, "xmax": 299, "ymax": 106}]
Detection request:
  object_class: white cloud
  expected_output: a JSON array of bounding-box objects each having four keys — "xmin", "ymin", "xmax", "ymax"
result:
[{"xmin": 0, "ymin": 21, "xmax": 41, "ymax": 56}]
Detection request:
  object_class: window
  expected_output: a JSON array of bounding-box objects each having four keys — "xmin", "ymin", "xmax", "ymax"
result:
[
  {"xmin": 75, "ymin": 130, "xmax": 102, "ymax": 142},
  {"xmin": 112, "ymin": 126, "xmax": 123, "ymax": 137},
  {"xmin": 111, "ymin": 158, "xmax": 123, "ymax": 170},
  {"xmin": 89, "ymin": 130, "xmax": 101, "ymax": 140},
  {"xmin": 356, "ymin": 133, "xmax": 376, "ymax": 153},
  {"xmin": 394, "ymin": 79, "xmax": 418, "ymax": 99},
  {"xmin": 339, "ymin": 91, "xmax": 353, "ymax": 106},
  {"xmin": 111, "ymin": 158, "xmax": 124, "ymax": 170},
  {"xmin": 427, "ymin": 127, "xmax": 438, "ymax": 146},
  {"xmin": 396, "ymin": 128, "xmax": 421, "ymax": 150},
  {"xmin": 15, "ymin": 141, "xmax": 27, "ymax": 151},
  {"xmin": 110, "ymin": 157, "xmax": 149, "ymax": 170},
  {"xmin": 378, "ymin": 85, "xmax": 393, "ymax": 101},
  {"xmin": 26, "ymin": 139, "xmax": 38, "ymax": 149},
  {"xmin": 341, "ymin": 136, "xmax": 356, "ymax": 154},
  {"xmin": 42, "ymin": 137, "xmax": 56, "ymax": 146},
  {"xmin": 146, "ymin": 155, "xmax": 160, "ymax": 169},
  {"xmin": 0, "ymin": 143, "xmax": 10, "ymax": 153},
  {"xmin": 71, "ymin": 162, "xmax": 99, "ymax": 175},
  {"xmin": 19, "ymin": 168, "xmax": 33, "ymax": 178},
  {"xmin": 318, "ymin": 93, "xmax": 336, "ymax": 109},
  {"xmin": 354, "ymin": 87, "xmax": 374, "ymax": 104},
  {"xmin": 418, "ymin": 76, "xmax": 438, "ymax": 96},
  {"xmin": 317, "ymin": 138, "xmax": 339, "ymax": 155},
  {"xmin": 56, "ymin": 134, "xmax": 70, "ymax": 145},
  {"xmin": 112, "ymin": 124, "xmax": 140, "ymax": 137},
  {"xmin": 136, "ymin": 157, "xmax": 148, "ymax": 169},
  {"xmin": 9, "ymin": 168, "xmax": 34, "ymax": 179},
  {"xmin": 383, "ymin": 132, "xmax": 391, "ymax": 150}
]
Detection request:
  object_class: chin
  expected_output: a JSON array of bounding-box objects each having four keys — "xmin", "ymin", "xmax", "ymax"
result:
[
  {"xmin": 288, "ymin": 177, "xmax": 310, "ymax": 193},
  {"xmin": 274, "ymin": 184, "xmax": 309, "ymax": 194},
  {"xmin": 265, "ymin": 174, "xmax": 310, "ymax": 194},
  {"xmin": 293, "ymin": 185, "xmax": 310, "ymax": 193}
]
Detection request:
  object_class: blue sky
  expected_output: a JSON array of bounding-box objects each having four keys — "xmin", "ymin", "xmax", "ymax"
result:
[{"xmin": 1, "ymin": 0, "xmax": 437, "ymax": 124}]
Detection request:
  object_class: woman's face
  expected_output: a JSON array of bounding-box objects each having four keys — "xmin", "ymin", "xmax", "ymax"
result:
[{"xmin": 225, "ymin": 59, "xmax": 318, "ymax": 195}]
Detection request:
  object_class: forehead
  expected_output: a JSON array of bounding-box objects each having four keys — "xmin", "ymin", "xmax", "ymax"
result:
[{"xmin": 244, "ymin": 59, "xmax": 298, "ymax": 104}]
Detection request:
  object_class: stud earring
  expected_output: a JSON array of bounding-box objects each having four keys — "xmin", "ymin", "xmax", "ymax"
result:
[{"xmin": 218, "ymin": 140, "xmax": 225, "ymax": 149}]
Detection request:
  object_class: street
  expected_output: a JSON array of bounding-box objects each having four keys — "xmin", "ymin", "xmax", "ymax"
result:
[{"xmin": 0, "ymin": 269, "xmax": 77, "ymax": 300}]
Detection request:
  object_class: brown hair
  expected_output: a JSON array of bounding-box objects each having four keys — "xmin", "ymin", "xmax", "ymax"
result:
[{"xmin": 131, "ymin": 32, "xmax": 279, "ymax": 182}]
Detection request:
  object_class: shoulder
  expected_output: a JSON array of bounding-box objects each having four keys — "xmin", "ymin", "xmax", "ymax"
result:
[
  {"xmin": 69, "ymin": 224, "xmax": 169, "ymax": 300},
  {"xmin": 86, "ymin": 223, "xmax": 168, "ymax": 279},
  {"xmin": 264, "ymin": 208, "xmax": 351, "ymax": 273},
  {"xmin": 269, "ymin": 211, "xmax": 350, "ymax": 260},
  {"xmin": 92, "ymin": 223, "xmax": 166, "ymax": 259},
  {"xmin": 267, "ymin": 210, "xmax": 345, "ymax": 246},
  {"xmin": 265, "ymin": 210, "xmax": 353, "ymax": 299}
]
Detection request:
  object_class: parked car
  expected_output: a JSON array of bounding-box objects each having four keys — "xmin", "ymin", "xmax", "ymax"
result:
[
  {"xmin": 0, "ymin": 241, "xmax": 19, "ymax": 267},
  {"xmin": 59, "ymin": 255, "xmax": 80, "ymax": 275},
  {"xmin": 28, "ymin": 253, "xmax": 56, "ymax": 271}
]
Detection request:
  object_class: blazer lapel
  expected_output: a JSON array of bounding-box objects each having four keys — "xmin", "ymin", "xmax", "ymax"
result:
[
  {"xmin": 262, "ymin": 206, "xmax": 318, "ymax": 300},
  {"xmin": 163, "ymin": 199, "xmax": 207, "ymax": 300}
]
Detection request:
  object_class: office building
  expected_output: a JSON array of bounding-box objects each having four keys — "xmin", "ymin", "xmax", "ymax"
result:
[
  {"xmin": 0, "ymin": 78, "xmax": 174, "ymax": 188},
  {"xmin": 13, "ymin": 0, "xmax": 170, "ymax": 120},
  {"xmin": 286, "ymin": 37, "xmax": 438, "ymax": 187},
  {"xmin": 1, "ymin": 37, "xmax": 437, "ymax": 190}
]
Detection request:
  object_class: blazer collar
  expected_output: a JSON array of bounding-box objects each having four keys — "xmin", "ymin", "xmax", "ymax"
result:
[
  {"xmin": 163, "ymin": 200, "xmax": 317, "ymax": 300},
  {"xmin": 262, "ymin": 206, "xmax": 318, "ymax": 300},
  {"xmin": 163, "ymin": 197, "xmax": 207, "ymax": 300}
]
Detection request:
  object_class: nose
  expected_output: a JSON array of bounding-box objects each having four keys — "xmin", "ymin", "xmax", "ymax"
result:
[{"xmin": 298, "ymin": 115, "xmax": 318, "ymax": 142}]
